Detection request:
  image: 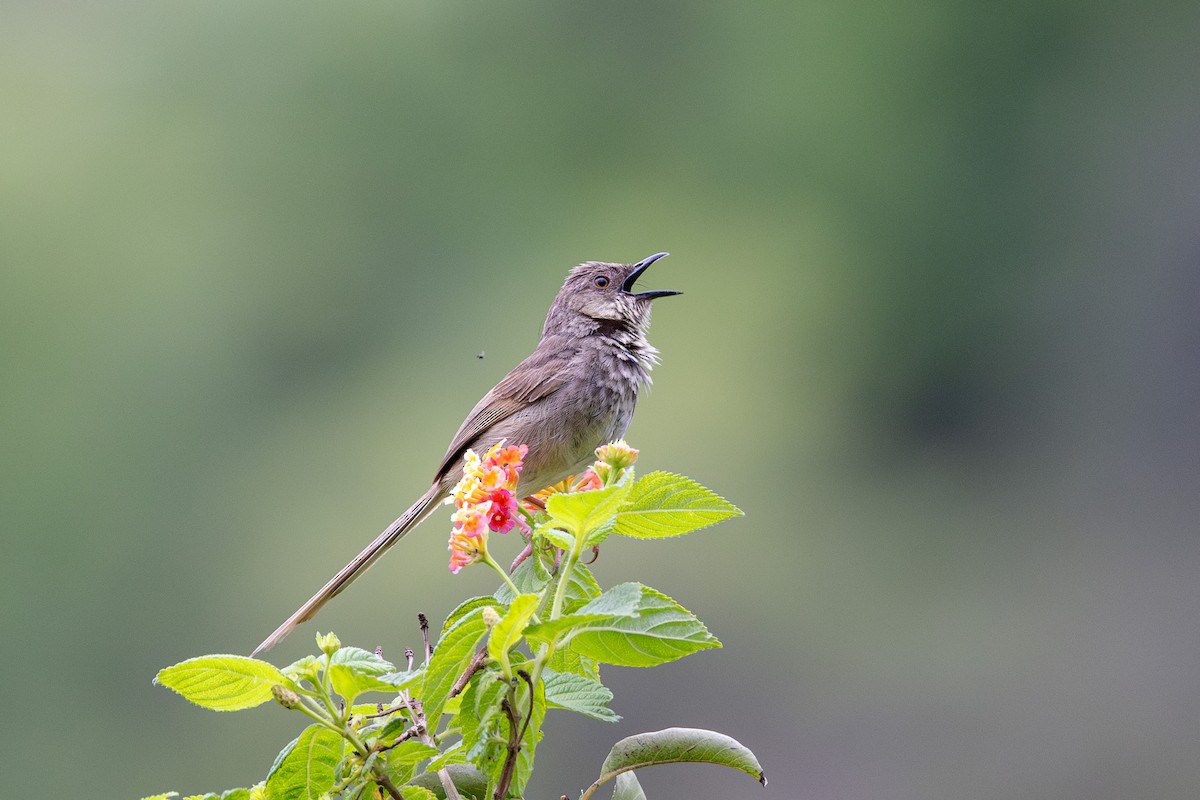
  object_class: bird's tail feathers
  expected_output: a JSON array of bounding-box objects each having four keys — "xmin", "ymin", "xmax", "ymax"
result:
[{"xmin": 251, "ymin": 484, "xmax": 443, "ymax": 656}]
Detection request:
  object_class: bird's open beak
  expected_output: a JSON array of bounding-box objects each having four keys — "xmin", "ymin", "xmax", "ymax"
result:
[{"xmin": 621, "ymin": 252, "xmax": 681, "ymax": 300}]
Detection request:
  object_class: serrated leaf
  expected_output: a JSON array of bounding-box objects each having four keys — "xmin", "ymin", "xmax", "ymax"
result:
[
  {"xmin": 614, "ymin": 471, "xmax": 742, "ymax": 539},
  {"xmin": 591, "ymin": 727, "xmax": 765, "ymax": 791},
  {"xmin": 572, "ymin": 581, "xmax": 643, "ymax": 617},
  {"xmin": 543, "ymin": 668, "xmax": 619, "ymax": 722},
  {"xmin": 328, "ymin": 665, "xmax": 400, "ymax": 704},
  {"xmin": 154, "ymin": 655, "xmax": 287, "ymax": 712},
  {"xmin": 459, "ymin": 669, "xmax": 508, "ymax": 764},
  {"xmin": 546, "ymin": 483, "xmax": 630, "ymax": 536},
  {"xmin": 325, "ymin": 647, "xmax": 396, "ymax": 702},
  {"xmin": 399, "ymin": 786, "xmax": 438, "ymax": 800},
  {"xmin": 513, "ymin": 677, "xmax": 546, "ymax": 796},
  {"xmin": 280, "ymin": 655, "xmax": 319, "ymax": 682},
  {"xmin": 424, "ymin": 740, "xmax": 468, "ymax": 773},
  {"xmin": 570, "ymin": 583, "xmax": 720, "ymax": 667},
  {"xmin": 487, "ymin": 593, "xmax": 538, "ymax": 669},
  {"xmin": 523, "ymin": 612, "xmax": 610, "ymax": 646},
  {"xmin": 611, "ymin": 772, "xmax": 647, "ymax": 800},
  {"xmin": 421, "ymin": 608, "xmax": 489, "ymax": 727},
  {"xmin": 384, "ymin": 740, "xmax": 441, "ymax": 785},
  {"xmin": 563, "ymin": 561, "xmax": 603, "ymax": 611},
  {"xmin": 377, "ymin": 711, "xmax": 418, "ymax": 742},
  {"xmin": 384, "ymin": 740, "xmax": 439, "ymax": 766},
  {"xmin": 264, "ymin": 723, "xmax": 344, "ymax": 800},
  {"xmin": 378, "ymin": 668, "xmax": 422, "ymax": 691},
  {"xmin": 442, "ymin": 595, "xmax": 500, "ymax": 636},
  {"xmin": 495, "ymin": 557, "xmax": 551, "ymax": 604},
  {"xmin": 582, "ymin": 518, "xmax": 617, "ymax": 548},
  {"xmin": 546, "ymin": 644, "xmax": 601, "ymax": 681},
  {"xmin": 540, "ymin": 525, "xmax": 576, "ymax": 551},
  {"xmin": 330, "ymin": 646, "xmax": 394, "ymax": 674}
]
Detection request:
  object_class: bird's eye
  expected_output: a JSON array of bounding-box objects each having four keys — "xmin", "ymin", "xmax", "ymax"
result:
[{"xmin": 593, "ymin": 275, "xmax": 609, "ymax": 288}]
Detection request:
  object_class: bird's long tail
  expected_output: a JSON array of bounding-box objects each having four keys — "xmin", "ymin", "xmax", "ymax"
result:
[{"xmin": 252, "ymin": 484, "xmax": 444, "ymax": 656}]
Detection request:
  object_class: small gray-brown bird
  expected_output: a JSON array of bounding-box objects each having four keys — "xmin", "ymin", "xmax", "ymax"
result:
[{"xmin": 253, "ymin": 253, "xmax": 678, "ymax": 655}]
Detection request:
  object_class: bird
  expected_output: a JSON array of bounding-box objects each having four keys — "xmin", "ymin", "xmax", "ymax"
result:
[{"xmin": 252, "ymin": 252, "xmax": 678, "ymax": 655}]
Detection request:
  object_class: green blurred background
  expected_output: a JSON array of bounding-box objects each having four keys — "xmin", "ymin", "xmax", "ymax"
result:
[{"xmin": 4, "ymin": 1, "xmax": 1199, "ymax": 798}]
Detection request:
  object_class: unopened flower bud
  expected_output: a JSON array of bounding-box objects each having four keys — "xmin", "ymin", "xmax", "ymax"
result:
[
  {"xmin": 595, "ymin": 440, "xmax": 638, "ymax": 470},
  {"xmin": 316, "ymin": 631, "xmax": 341, "ymax": 656},
  {"xmin": 482, "ymin": 606, "xmax": 502, "ymax": 628},
  {"xmin": 272, "ymin": 684, "xmax": 300, "ymax": 709}
]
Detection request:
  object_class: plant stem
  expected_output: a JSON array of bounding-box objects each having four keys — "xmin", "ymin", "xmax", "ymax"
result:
[
  {"xmin": 549, "ymin": 545, "xmax": 579, "ymax": 620},
  {"xmin": 482, "ymin": 550, "xmax": 523, "ymax": 598}
]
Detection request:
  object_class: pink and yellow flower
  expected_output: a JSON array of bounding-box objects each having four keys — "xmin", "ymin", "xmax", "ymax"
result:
[
  {"xmin": 448, "ymin": 529, "xmax": 482, "ymax": 574},
  {"xmin": 447, "ymin": 442, "xmax": 531, "ymax": 572}
]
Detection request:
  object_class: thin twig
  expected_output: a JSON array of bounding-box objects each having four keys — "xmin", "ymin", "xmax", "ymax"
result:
[
  {"xmin": 364, "ymin": 699, "xmax": 420, "ymax": 720},
  {"xmin": 449, "ymin": 647, "xmax": 489, "ymax": 699},
  {"xmin": 438, "ymin": 767, "xmax": 463, "ymax": 800},
  {"xmin": 374, "ymin": 771, "xmax": 405, "ymax": 800},
  {"xmin": 516, "ymin": 670, "xmax": 535, "ymax": 745},
  {"xmin": 419, "ymin": 613, "xmax": 432, "ymax": 662},
  {"xmin": 374, "ymin": 724, "xmax": 424, "ymax": 752},
  {"xmin": 494, "ymin": 695, "xmax": 521, "ymax": 800}
]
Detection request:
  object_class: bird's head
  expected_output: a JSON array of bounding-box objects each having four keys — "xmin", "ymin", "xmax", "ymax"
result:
[{"xmin": 544, "ymin": 252, "xmax": 679, "ymax": 337}]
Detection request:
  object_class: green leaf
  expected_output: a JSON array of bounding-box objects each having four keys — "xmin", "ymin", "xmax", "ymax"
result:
[
  {"xmin": 442, "ymin": 595, "xmax": 500, "ymax": 636},
  {"xmin": 383, "ymin": 740, "xmax": 441, "ymax": 784},
  {"xmin": 487, "ymin": 593, "xmax": 539, "ymax": 670},
  {"xmin": 326, "ymin": 646, "xmax": 398, "ymax": 701},
  {"xmin": 424, "ymin": 740, "xmax": 468, "ymax": 773},
  {"xmin": 139, "ymin": 794, "xmax": 178, "ymax": 800},
  {"xmin": 264, "ymin": 723, "xmax": 345, "ymax": 800},
  {"xmin": 540, "ymin": 524, "xmax": 576, "ymax": 551},
  {"xmin": 611, "ymin": 772, "xmax": 647, "ymax": 800},
  {"xmin": 543, "ymin": 668, "xmax": 619, "ymax": 722},
  {"xmin": 523, "ymin": 612, "xmax": 610, "ymax": 646},
  {"xmin": 588, "ymin": 727, "xmax": 765, "ymax": 794},
  {"xmin": 459, "ymin": 668, "xmax": 508, "ymax": 766},
  {"xmin": 330, "ymin": 646, "xmax": 395, "ymax": 674},
  {"xmin": 546, "ymin": 644, "xmax": 600, "ymax": 681},
  {"xmin": 280, "ymin": 655, "xmax": 319, "ymax": 682},
  {"xmin": 494, "ymin": 557, "xmax": 550, "ymax": 604},
  {"xmin": 614, "ymin": 471, "xmax": 742, "ymax": 539},
  {"xmin": 384, "ymin": 740, "xmax": 439, "ymax": 766},
  {"xmin": 582, "ymin": 518, "xmax": 617, "ymax": 548},
  {"xmin": 421, "ymin": 608, "xmax": 489, "ymax": 728},
  {"xmin": 546, "ymin": 483, "xmax": 630, "ymax": 536},
  {"xmin": 377, "ymin": 711, "xmax": 418, "ymax": 742},
  {"xmin": 154, "ymin": 655, "xmax": 287, "ymax": 712},
  {"xmin": 328, "ymin": 666, "xmax": 399, "ymax": 704},
  {"xmin": 404, "ymin": 765, "xmax": 488, "ymax": 800},
  {"xmin": 569, "ymin": 583, "xmax": 721, "ymax": 667},
  {"xmin": 562, "ymin": 561, "xmax": 603, "ymax": 612},
  {"xmin": 571, "ymin": 581, "xmax": 642, "ymax": 616},
  {"xmin": 399, "ymin": 787, "xmax": 438, "ymax": 800},
  {"xmin": 512, "ymin": 677, "xmax": 546, "ymax": 797}
]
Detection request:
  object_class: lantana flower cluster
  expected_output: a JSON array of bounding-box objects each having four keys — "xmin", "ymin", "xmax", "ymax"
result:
[
  {"xmin": 447, "ymin": 442, "xmax": 530, "ymax": 573},
  {"xmin": 448, "ymin": 439, "xmax": 640, "ymax": 574}
]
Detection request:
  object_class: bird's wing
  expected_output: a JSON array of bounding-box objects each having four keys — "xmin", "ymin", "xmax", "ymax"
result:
[{"xmin": 434, "ymin": 339, "xmax": 576, "ymax": 481}]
